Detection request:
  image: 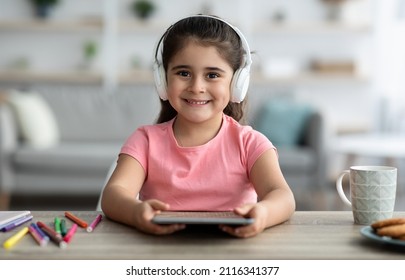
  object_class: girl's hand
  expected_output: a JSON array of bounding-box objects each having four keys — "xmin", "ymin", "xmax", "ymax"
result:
[
  {"xmin": 220, "ymin": 203, "xmax": 269, "ymax": 238},
  {"xmin": 132, "ymin": 199, "xmax": 185, "ymax": 235}
]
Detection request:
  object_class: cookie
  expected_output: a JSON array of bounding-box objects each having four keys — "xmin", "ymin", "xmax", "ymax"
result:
[
  {"xmin": 376, "ymin": 223, "xmax": 405, "ymax": 238},
  {"xmin": 397, "ymin": 235, "xmax": 405, "ymax": 241},
  {"xmin": 371, "ymin": 218, "xmax": 405, "ymax": 230}
]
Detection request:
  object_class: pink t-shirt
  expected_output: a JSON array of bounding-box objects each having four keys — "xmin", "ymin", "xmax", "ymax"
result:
[{"xmin": 120, "ymin": 114, "xmax": 274, "ymax": 211}]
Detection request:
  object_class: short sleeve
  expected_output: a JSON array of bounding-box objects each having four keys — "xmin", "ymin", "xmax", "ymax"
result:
[
  {"xmin": 244, "ymin": 129, "xmax": 275, "ymax": 173},
  {"xmin": 120, "ymin": 127, "xmax": 149, "ymax": 172}
]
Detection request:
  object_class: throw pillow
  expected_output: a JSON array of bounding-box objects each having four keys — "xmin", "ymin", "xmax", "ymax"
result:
[
  {"xmin": 7, "ymin": 90, "xmax": 60, "ymax": 149},
  {"xmin": 255, "ymin": 100, "xmax": 313, "ymax": 147}
]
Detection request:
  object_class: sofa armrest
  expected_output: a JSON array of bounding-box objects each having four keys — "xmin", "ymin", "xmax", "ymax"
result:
[
  {"xmin": 303, "ymin": 111, "xmax": 328, "ymax": 188},
  {"xmin": 0, "ymin": 101, "xmax": 18, "ymax": 192},
  {"xmin": 304, "ymin": 112, "xmax": 323, "ymax": 150}
]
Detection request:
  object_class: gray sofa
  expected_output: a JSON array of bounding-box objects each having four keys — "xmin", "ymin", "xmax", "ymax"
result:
[
  {"xmin": 270, "ymin": 111, "xmax": 326, "ymax": 195},
  {"xmin": 0, "ymin": 85, "xmax": 326, "ymax": 210},
  {"xmin": 252, "ymin": 98, "xmax": 327, "ymax": 188},
  {"xmin": 0, "ymin": 85, "xmax": 160, "ymax": 209}
]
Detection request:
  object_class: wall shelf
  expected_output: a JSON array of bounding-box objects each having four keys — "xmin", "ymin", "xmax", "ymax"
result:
[
  {"xmin": 251, "ymin": 71, "xmax": 370, "ymax": 86},
  {"xmin": 0, "ymin": 69, "xmax": 370, "ymax": 87},
  {"xmin": 118, "ymin": 69, "xmax": 153, "ymax": 85},
  {"xmin": 0, "ymin": 19, "xmax": 103, "ymax": 32},
  {"xmin": 0, "ymin": 70, "xmax": 103, "ymax": 84},
  {"xmin": 252, "ymin": 21, "xmax": 372, "ymax": 34}
]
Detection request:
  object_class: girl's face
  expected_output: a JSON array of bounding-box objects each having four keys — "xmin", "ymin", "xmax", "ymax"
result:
[{"xmin": 166, "ymin": 41, "xmax": 234, "ymax": 126}]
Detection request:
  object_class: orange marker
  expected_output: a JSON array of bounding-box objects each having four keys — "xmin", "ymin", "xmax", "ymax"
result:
[{"xmin": 64, "ymin": 211, "xmax": 88, "ymax": 228}]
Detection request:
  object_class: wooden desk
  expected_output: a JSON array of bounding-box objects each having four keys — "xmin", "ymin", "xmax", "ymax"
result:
[{"xmin": 1, "ymin": 211, "xmax": 404, "ymax": 260}]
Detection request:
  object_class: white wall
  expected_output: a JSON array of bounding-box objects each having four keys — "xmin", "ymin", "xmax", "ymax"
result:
[
  {"xmin": 373, "ymin": 0, "xmax": 405, "ymax": 133},
  {"xmin": 1, "ymin": 0, "xmax": 405, "ymax": 145}
]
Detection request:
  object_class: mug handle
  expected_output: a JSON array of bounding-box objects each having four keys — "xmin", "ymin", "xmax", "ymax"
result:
[{"xmin": 336, "ymin": 170, "xmax": 352, "ymax": 206}]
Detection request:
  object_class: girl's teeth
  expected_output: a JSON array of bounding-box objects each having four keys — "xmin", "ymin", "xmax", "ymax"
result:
[{"xmin": 188, "ymin": 100, "xmax": 208, "ymax": 105}]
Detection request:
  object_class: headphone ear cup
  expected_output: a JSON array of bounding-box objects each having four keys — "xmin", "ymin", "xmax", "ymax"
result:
[
  {"xmin": 153, "ymin": 62, "xmax": 168, "ymax": 100},
  {"xmin": 230, "ymin": 68, "xmax": 250, "ymax": 103}
]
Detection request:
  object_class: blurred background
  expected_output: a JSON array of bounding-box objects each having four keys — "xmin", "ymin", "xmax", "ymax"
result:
[{"xmin": 0, "ymin": 0, "xmax": 404, "ymax": 211}]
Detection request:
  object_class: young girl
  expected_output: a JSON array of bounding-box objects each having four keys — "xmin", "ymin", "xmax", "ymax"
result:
[{"xmin": 101, "ymin": 15, "xmax": 295, "ymax": 238}]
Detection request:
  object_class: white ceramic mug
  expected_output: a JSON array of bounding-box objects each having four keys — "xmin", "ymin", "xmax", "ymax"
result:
[{"xmin": 336, "ymin": 166, "xmax": 397, "ymax": 225}]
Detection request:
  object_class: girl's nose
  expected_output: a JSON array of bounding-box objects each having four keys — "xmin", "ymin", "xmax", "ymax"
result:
[{"xmin": 188, "ymin": 77, "xmax": 206, "ymax": 93}]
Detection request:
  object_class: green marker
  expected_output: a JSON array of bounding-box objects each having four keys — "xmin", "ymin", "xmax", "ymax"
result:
[
  {"xmin": 54, "ymin": 217, "xmax": 61, "ymax": 235},
  {"xmin": 60, "ymin": 219, "xmax": 67, "ymax": 237}
]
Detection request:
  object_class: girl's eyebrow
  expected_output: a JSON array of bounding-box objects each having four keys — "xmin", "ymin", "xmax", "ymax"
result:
[
  {"xmin": 170, "ymin": 65, "xmax": 190, "ymax": 71},
  {"xmin": 206, "ymin": 67, "xmax": 226, "ymax": 73},
  {"xmin": 170, "ymin": 65, "xmax": 227, "ymax": 73}
]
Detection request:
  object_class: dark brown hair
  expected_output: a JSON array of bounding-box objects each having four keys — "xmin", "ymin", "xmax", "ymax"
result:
[{"xmin": 155, "ymin": 15, "xmax": 248, "ymax": 124}]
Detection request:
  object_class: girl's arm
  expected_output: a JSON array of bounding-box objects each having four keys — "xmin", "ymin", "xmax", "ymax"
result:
[
  {"xmin": 221, "ymin": 149, "xmax": 296, "ymax": 238},
  {"xmin": 101, "ymin": 154, "xmax": 184, "ymax": 234}
]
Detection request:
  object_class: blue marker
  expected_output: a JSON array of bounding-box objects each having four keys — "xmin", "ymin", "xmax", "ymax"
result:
[{"xmin": 31, "ymin": 223, "xmax": 50, "ymax": 243}]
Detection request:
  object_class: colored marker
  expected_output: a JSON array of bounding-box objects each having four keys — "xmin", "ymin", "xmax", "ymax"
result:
[
  {"xmin": 63, "ymin": 223, "xmax": 78, "ymax": 243},
  {"xmin": 0, "ymin": 214, "xmax": 33, "ymax": 231},
  {"xmin": 60, "ymin": 219, "xmax": 67, "ymax": 236},
  {"xmin": 31, "ymin": 223, "xmax": 50, "ymax": 243},
  {"xmin": 87, "ymin": 214, "xmax": 102, "ymax": 233},
  {"xmin": 39, "ymin": 224, "xmax": 67, "ymax": 249},
  {"xmin": 37, "ymin": 221, "xmax": 62, "ymax": 239},
  {"xmin": 1, "ymin": 215, "xmax": 33, "ymax": 232},
  {"xmin": 54, "ymin": 217, "xmax": 61, "ymax": 234},
  {"xmin": 64, "ymin": 211, "xmax": 88, "ymax": 228},
  {"xmin": 28, "ymin": 225, "xmax": 47, "ymax": 247},
  {"xmin": 3, "ymin": 226, "xmax": 29, "ymax": 249}
]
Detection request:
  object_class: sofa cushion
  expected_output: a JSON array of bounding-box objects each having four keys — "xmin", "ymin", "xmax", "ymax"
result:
[
  {"xmin": 13, "ymin": 142, "xmax": 121, "ymax": 174},
  {"xmin": 7, "ymin": 90, "xmax": 60, "ymax": 149},
  {"xmin": 255, "ymin": 100, "xmax": 313, "ymax": 147},
  {"xmin": 38, "ymin": 86, "xmax": 159, "ymax": 142}
]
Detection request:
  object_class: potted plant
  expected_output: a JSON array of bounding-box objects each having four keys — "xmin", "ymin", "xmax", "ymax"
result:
[
  {"xmin": 320, "ymin": 0, "xmax": 347, "ymax": 21},
  {"xmin": 131, "ymin": 0, "xmax": 156, "ymax": 21},
  {"xmin": 82, "ymin": 40, "xmax": 98, "ymax": 70},
  {"xmin": 28, "ymin": 0, "xmax": 61, "ymax": 18}
]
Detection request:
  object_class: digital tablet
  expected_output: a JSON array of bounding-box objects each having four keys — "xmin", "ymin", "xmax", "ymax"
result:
[{"xmin": 152, "ymin": 211, "xmax": 254, "ymax": 225}]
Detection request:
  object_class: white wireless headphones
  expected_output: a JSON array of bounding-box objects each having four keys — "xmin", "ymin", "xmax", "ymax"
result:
[{"xmin": 153, "ymin": 15, "xmax": 252, "ymax": 103}]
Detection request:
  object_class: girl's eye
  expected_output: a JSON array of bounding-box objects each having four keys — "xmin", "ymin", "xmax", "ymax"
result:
[
  {"xmin": 207, "ymin": 73, "xmax": 219, "ymax": 79},
  {"xmin": 177, "ymin": 71, "xmax": 190, "ymax": 77}
]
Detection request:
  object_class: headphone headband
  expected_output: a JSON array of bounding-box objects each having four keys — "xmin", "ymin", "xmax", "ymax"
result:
[{"xmin": 153, "ymin": 15, "xmax": 252, "ymax": 103}]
